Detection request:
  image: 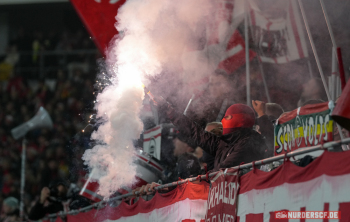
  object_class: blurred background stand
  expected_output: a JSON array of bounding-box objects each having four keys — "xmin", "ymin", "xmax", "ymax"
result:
[{"xmin": 11, "ymin": 106, "xmax": 53, "ymax": 220}]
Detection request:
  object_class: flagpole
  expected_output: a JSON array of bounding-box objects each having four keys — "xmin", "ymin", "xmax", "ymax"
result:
[
  {"xmin": 183, "ymin": 94, "xmax": 195, "ymax": 116},
  {"xmin": 257, "ymin": 58, "xmax": 271, "ymax": 103},
  {"xmin": 297, "ymin": 0, "xmax": 331, "ymax": 101},
  {"xmin": 318, "ymin": 0, "xmax": 347, "ymax": 149},
  {"xmin": 307, "ymin": 60, "xmax": 313, "ymax": 77},
  {"xmin": 319, "ymin": 0, "xmax": 347, "ymax": 90},
  {"xmin": 331, "ymin": 47, "xmax": 337, "ymax": 101},
  {"xmin": 319, "ymin": 0, "xmax": 337, "ymax": 50},
  {"xmin": 246, "ymin": 5, "xmax": 271, "ymax": 103},
  {"xmin": 245, "ymin": 0, "xmax": 250, "ymax": 106}
]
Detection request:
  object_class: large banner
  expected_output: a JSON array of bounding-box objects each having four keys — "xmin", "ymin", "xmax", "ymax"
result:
[
  {"xmin": 205, "ymin": 168, "xmax": 240, "ymax": 222},
  {"xmin": 274, "ymin": 102, "xmax": 334, "ymax": 156},
  {"xmin": 237, "ymin": 150, "xmax": 350, "ymax": 222},
  {"xmin": 47, "ymin": 150, "xmax": 350, "ymax": 222},
  {"xmin": 249, "ymin": 0, "xmax": 308, "ymax": 64},
  {"xmin": 67, "ymin": 182, "xmax": 209, "ymax": 222}
]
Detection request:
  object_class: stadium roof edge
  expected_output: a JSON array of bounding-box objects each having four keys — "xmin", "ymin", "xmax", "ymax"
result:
[{"xmin": 0, "ymin": 0, "xmax": 68, "ymax": 5}]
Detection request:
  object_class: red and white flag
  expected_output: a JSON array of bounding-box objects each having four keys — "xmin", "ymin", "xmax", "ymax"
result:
[
  {"xmin": 217, "ymin": 30, "xmax": 256, "ymax": 74},
  {"xmin": 143, "ymin": 125, "xmax": 162, "ymax": 160},
  {"xmin": 79, "ymin": 169, "xmax": 103, "ymax": 202},
  {"xmin": 181, "ymin": 0, "xmax": 256, "ymax": 96},
  {"xmin": 249, "ymin": 0, "xmax": 308, "ymax": 63},
  {"xmin": 70, "ymin": 0, "xmax": 127, "ymax": 54}
]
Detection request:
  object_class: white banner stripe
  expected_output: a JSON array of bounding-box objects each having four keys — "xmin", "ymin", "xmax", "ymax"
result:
[
  {"xmin": 105, "ymin": 198, "xmax": 207, "ymax": 222},
  {"xmin": 237, "ymin": 173, "xmax": 350, "ymax": 221}
]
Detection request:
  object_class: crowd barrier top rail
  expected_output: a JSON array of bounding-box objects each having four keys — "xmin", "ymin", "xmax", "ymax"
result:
[{"xmin": 45, "ymin": 137, "xmax": 350, "ymax": 219}]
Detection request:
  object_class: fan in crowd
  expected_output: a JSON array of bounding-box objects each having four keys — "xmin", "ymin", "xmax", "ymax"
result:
[
  {"xmin": 167, "ymin": 102, "xmax": 268, "ymax": 171},
  {"xmin": 297, "ymin": 77, "xmax": 328, "ymax": 107},
  {"xmin": 28, "ymin": 180, "xmax": 90, "ymax": 221},
  {"xmin": 0, "ymin": 28, "xmax": 97, "ymax": 219},
  {"xmin": 0, "ymin": 197, "xmax": 20, "ymax": 222},
  {"xmin": 252, "ymin": 100, "xmax": 284, "ymax": 156}
]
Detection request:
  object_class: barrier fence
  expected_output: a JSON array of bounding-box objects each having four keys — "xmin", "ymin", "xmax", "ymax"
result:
[{"xmin": 44, "ymin": 137, "xmax": 350, "ymax": 220}]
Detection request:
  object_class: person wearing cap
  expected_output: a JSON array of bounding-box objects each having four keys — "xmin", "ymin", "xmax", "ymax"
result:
[
  {"xmin": 1, "ymin": 197, "xmax": 19, "ymax": 222},
  {"xmin": 167, "ymin": 103, "xmax": 268, "ymax": 171}
]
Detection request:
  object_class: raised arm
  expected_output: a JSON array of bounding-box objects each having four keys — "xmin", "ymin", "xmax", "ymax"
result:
[{"xmin": 167, "ymin": 107, "xmax": 221, "ymax": 156}]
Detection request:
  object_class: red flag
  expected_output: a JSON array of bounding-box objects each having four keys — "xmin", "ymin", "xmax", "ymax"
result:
[
  {"xmin": 217, "ymin": 30, "xmax": 257, "ymax": 74},
  {"xmin": 70, "ymin": 0, "xmax": 127, "ymax": 54},
  {"xmin": 79, "ymin": 170, "xmax": 103, "ymax": 202}
]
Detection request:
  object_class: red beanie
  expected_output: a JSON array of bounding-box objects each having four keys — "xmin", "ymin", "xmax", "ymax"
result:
[{"xmin": 221, "ymin": 104, "xmax": 255, "ymax": 135}]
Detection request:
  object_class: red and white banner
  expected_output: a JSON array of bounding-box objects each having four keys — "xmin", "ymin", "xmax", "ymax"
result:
[
  {"xmin": 143, "ymin": 125, "xmax": 162, "ymax": 160},
  {"xmin": 67, "ymin": 182, "xmax": 209, "ymax": 222},
  {"xmin": 236, "ymin": 150, "xmax": 350, "ymax": 222},
  {"xmin": 47, "ymin": 150, "xmax": 350, "ymax": 222},
  {"xmin": 70, "ymin": 0, "xmax": 126, "ymax": 54},
  {"xmin": 205, "ymin": 168, "xmax": 240, "ymax": 222},
  {"xmin": 249, "ymin": 0, "xmax": 308, "ymax": 63}
]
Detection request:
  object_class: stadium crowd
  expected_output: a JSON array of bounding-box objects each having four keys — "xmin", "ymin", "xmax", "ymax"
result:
[{"xmin": 0, "ymin": 28, "xmax": 98, "ymax": 221}]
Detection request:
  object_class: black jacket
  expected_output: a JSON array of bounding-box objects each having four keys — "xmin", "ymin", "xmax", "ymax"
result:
[
  {"xmin": 28, "ymin": 201, "xmax": 63, "ymax": 221},
  {"xmin": 256, "ymin": 115, "xmax": 275, "ymax": 157},
  {"xmin": 28, "ymin": 194, "xmax": 91, "ymax": 220},
  {"xmin": 169, "ymin": 110, "xmax": 268, "ymax": 171}
]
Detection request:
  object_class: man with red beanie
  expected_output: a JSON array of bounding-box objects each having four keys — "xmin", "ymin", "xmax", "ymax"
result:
[{"xmin": 167, "ymin": 103, "xmax": 268, "ymax": 171}]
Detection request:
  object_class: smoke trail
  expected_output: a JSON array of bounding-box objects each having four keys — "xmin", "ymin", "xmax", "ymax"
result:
[{"xmin": 82, "ymin": 0, "xmax": 213, "ymax": 198}]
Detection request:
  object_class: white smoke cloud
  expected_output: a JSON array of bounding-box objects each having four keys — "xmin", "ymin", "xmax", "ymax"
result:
[{"xmin": 82, "ymin": 0, "xmax": 213, "ymax": 198}]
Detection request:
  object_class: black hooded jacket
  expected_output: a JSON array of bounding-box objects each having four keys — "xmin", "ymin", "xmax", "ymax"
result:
[{"xmin": 169, "ymin": 109, "xmax": 268, "ymax": 171}]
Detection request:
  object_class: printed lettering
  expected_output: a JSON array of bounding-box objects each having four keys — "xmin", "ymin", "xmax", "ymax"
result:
[
  {"xmin": 209, "ymin": 187, "xmax": 215, "ymax": 209},
  {"xmin": 323, "ymin": 115, "xmax": 329, "ymax": 141},
  {"xmin": 276, "ymin": 127, "xmax": 283, "ymax": 153},
  {"xmin": 318, "ymin": 116, "xmax": 324, "ymax": 143},
  {"xmin": 303, "ymin": 119, "xmax": 308, "ymax": 146},
  {"xmin": 218, "ymin": 182, "xmax": 223, "ymax": 205},
  {"xmin": 308, "ymin": 117, "xmax": 314, "ymax": 145},
  {"xmin": 313, "ymin": 115, "xmax": 319, "ymax": 145},
  {"xmin": 283, "ymin": 125, "xmax": 288, "ymax": 151},
  {"xmin": 214, "ymin": 186, "xmax": 219, "ymax": 207},
  {"xmin": 223, "ymin": 181, "xmax": 228, "ymax": 204},
  {"xmin": 230, "ymin": 182, "xmax": 236, "ymax": 205},
  {"xmin": 295, "ymin": 116, "xmax": 303, "ymax": 147}
]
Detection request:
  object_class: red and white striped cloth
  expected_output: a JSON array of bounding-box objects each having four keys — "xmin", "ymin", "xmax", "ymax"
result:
[
  {"xmin": 67, "ymin": 182, "xmax": 209, "ymax": 222},
  {"xmin": 47, "ymin": 150, "xmax": 350, "ymax": 222}
]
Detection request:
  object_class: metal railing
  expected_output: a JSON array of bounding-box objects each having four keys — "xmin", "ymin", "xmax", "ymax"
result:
[{"xmin": 45, "ymin": 137, "xmax": 350, "ymax": 219}]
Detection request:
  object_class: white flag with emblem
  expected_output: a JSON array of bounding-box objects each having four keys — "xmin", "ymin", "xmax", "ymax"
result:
[{"xmin": 143, "ymin": 125, "xmax": 162, "ymax": 160}]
